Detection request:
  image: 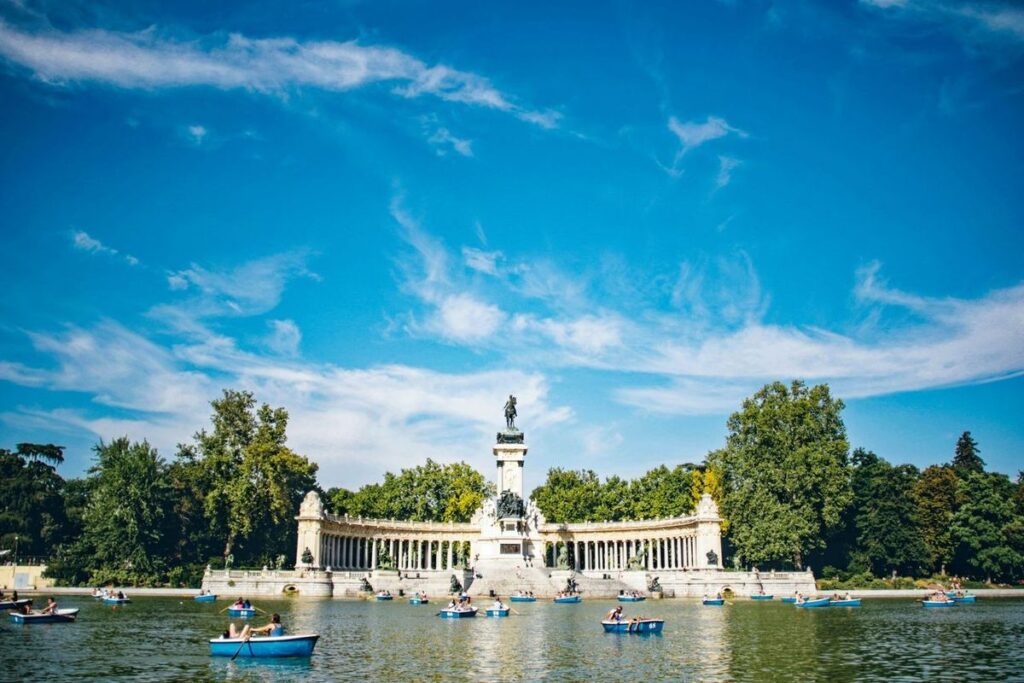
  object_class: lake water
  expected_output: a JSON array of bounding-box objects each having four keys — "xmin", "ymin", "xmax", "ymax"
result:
[{"xmin": 2, "ymin": 596, "xmax": 1022, "ymax": 681}]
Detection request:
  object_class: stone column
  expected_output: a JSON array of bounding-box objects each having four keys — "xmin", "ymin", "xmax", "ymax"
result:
[{"xmin": 447, "ymin": 541, "xmax": 454, "ymax": 570}]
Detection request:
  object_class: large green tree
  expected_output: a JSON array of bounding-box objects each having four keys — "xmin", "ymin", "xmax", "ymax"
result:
[
  {"xmin": 78, "ymin": 438, "xmax": 174, "ymax": 585},
  {"xmin": 177, "ymin": 390, "xmax": 319, "ymax": 564},
  {"xmin": 950, "ymin": 471, "xmax": 1024, "ymax": 582},
  {"xmin": 913, "ymin": 464, "xmax": 960, "ymax": 573},
  {"xmin": 0, "ymin": 443, "xmax": 68, "ymax": 559},
  {"xmin": 846, "ymin": 449, "xmax": 929, "ymax": 576},
  {"xmin": 708, "ymin": 380, "xmax": 851, "ymax": 569},
  {"xmin": 530, "ymin": 469, "xmax": 606, "ymax": 523}
]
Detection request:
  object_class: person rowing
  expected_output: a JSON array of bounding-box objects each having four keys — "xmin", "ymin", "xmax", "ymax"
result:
[
  {"xmin": 39, "ymin": 597, "xmax": 58, "ymax": 615},
  {"xmin": 239, "ymin": 613, "xmax": 284, "ymax": 640},
  {"xmin": 605, "ymin": 605, "xmax": 624, "ymax": 622}
]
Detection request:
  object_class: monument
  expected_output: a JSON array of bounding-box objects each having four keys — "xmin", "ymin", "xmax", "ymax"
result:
[{"xmin": 201, "ymin": 394, "xmax": 816, "ymax": 598}]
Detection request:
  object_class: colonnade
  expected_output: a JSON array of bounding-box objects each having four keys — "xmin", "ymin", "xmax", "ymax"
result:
[
  {"xmin": 546, "ymin": 536, "xmax": 700, "ymax": 571},
  {"xmin": 319, "ymin": 535, "xmax": 472, "ymax": 572}
]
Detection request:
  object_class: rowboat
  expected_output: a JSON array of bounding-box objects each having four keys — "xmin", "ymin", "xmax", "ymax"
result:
[
  {"xmin": 9, "ymin": 608, "xmax": 79, "ymax": 624},
  {"xmin": 209, "ymin": 633, "xmax": 319, "ymax": 658},
  {"xmin": 409, "ymin": 597, "xmax": 429, "ymax": 605},
  {"xmin": 103, "ymin": 597, "xmax": 130, "ymax": 605},
  {"xmin": 953, "ymin": 595, "xmax": 976, "ymax": 604},
  {"xmin": 830, "ymin": 599, "xmax": 861, "ymax": 607},
  {"xmin": 795, "ymin": 598, "xmax": 831, "ymax": 608},
  {"xmin": 486, "ymin": 608, "xmax": 510, "ymax": 617},
  {"xmin": 618, "ymin": 595, "xmax": 646, "ymax": 602},
  {"xmin": 944, "ymin": 591, "xmax": 957, "ymax": 598},
  {"xmin": 702, "ymin": 598, "xmax": 725, "ymax": 606},
  {"xmin": 194, "ymin": 594, "xmax": 217, "ymax": 603},
  {"xmin": 553, "ymin": 595, "xmax": 581, "ymax": 604},
  {"xmin": 0, "ymin": 599, "xmax": 32, "ymax": 611},
  {"xmin": 602, "ymin": 619, "xmax": 664, "ymax": 634},
  {"xmin": 91, "ymin": 591, "xmax": 105, "ymax": 599},
  {"xmin": 922, "ymin": 600, "xmax": 955, "ymax": 608},
  {"xmin": 438, "ymin": 607, "xmax": 478, "ymax": 619},
  {"xmin": 509, "ymin": 595, "xmax": 536, "ymax": 602},
  {"xmin": 375, "ymin": 594, "xmax": 394, "ymax": 601},
  {"xmin": 227, "ymin": 607, "xmax": 257, "ymax": 618},
  {"xmin": 750, "ymin": 594, "xmax": 774, "ymax": 601},
  {"xmin": 780, "ymin": 597, "xmax": 797, "ymax": 604}
]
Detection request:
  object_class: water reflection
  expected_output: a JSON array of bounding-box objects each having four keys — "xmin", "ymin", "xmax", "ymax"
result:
[{"xmin": 1, "ymin": 596, "xmax": 1022, "ymax": 682}]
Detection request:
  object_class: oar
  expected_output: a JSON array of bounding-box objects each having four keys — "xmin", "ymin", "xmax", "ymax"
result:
[
  {"xmin": 509, "ymin": 607, "xmax": 521, "ymax": 615},
  {"xmin": 230, "ymin": 636, "xmax": 251, "ymax": 661},
  {"xmin": 252, "ymin": 605, "xmax": 267, "ymax": 614}
]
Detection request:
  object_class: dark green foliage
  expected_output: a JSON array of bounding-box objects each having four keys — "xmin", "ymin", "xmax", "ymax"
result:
[
  {"xmin": 950, "ymin": 471, "xmax": 1024, "ymax": 582},
  {"xmin": 530, "ymin": 465, "xmax": 697, "ymax": 523},
  {"xmin": 0, "ymin": 443, "xmax": 70, "ymax": 558},
  {"xmin": 913, "ymin": 465, "xmax": 960, "ymax": 573},
  {"xmin": 952, "ymin": 431, "xmax": 985, "ymax": 474},
  {"xmin": 847, "ymin": 449, "xmax": 929, "ymax": 576}
]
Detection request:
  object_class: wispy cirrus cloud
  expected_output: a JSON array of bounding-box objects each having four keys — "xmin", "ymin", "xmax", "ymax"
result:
[
  {"xmin": 70, "ymin": 229, "xmax": 139, "ymax": 266},
  {"xmin": 662, "ymin": 115, "xmax": 747, "ymax": 179},
  {"xmin": 0, "ymin": 19, "xmax": 559, "ymax": 128},
  {"xmin": 860, "ymin": 0, "xmax": 1024, "ymax": 47},
  {"xmin": 426, "ymin": 127, "xmax": 473, "ymax": 157},
  {"xmin": 0, "ymin": 318, "xmax": 571, "ymax": 485},
  {"xmin": 391, "ymin": 203, "xmax": 1024, "ymax": 415}
]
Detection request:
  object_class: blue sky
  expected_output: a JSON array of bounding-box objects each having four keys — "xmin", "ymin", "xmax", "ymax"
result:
[{"xmin": 1, "ymin": 0, "xmax": 1022, "ymax": 490}]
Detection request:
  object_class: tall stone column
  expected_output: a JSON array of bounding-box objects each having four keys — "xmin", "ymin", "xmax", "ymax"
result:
[{"xmin": 447, "ymin": 541, "xmax": 454, "ymax": 570}]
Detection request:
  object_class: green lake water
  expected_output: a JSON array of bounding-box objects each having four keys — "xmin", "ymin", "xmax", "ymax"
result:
[{"xmin": 2, "ymin": 596, "xmax": 1022, "ymax": 682}]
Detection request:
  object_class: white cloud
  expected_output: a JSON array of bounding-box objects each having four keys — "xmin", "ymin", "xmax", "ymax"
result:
[
  {"xmin": 715, "ymin": 155, "xmax": 741, "ymax": 189},
  {"xmin": 430, "ymin": 293, "xmax": 505, "ymax": 343},
  {"xmin": 462, "ymin": 246, "xmax": 502, "ymax": 275},
  {"xmin": 69, "ymin": 229, "xmax": 139, "ymax": 266},
  {"xmin": 185, "ymin": 124, "xmax": 207, "ymax": 145},
  {"xmin": 0, "ymin": 20, "xmax": 557, "ymax": 128},
  {"xmin": 427, "ymin": 127, "xmax": 473, "ymax": 157},
  {"xmin": 266, "ymin": 319, "xmax": 301, "ymax": 356},
  {"xmin": 0, "ymin": 320, "xmax": 571, "ymax": 485},
  {"xmin": 668, "ymin": 115, "xmax": 746, "ymax": 156},
  {"xmin": 861, "ymin": 1, "xmax": 1024, "ymax": 47}
]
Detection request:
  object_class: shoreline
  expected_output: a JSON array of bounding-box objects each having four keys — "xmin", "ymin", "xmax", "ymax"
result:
[{"xmin": 17, "ymin": 587, "xmax": 1024, "ymax": 599}]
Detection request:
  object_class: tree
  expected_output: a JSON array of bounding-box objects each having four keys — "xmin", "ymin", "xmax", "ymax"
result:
[
  {"xmin": 952, "ymin": 431, "xmax": 984, "ymax": 474},
  {"xmin": 178, "ymin": 390, "xmax": 319, "ymax": 564},
  {"xmin": 78, "ymin": 438, "xmax": 174, "ymax": 585},
  {"xmin": 913, "ymin": 465, "xmax": 960, "ymax": 573},
  {"xmin": 0, "ymin": 443, "xmax": 69, "ymax": 559},
  {"xmin": 949, "ymin": 471, "xmax": 1024, "ymax": 582},
  {"xmin": 708, "ymin": 381, "xmax": 851, "ymax": 569},
  {"xmin": 846, "ymin": 449, "xmax": 929, "ymax": 576},
  {"xmin": 336, "ymin": 460, "xmax": 493, "ymax": 523},
  {"xmin": 530, "ymin": 469, "xmax": 604, "ymax": 523}
]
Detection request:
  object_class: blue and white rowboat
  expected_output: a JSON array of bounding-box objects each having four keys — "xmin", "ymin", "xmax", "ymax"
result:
[
  {"xmin": 554, "ymin": 596, "xmax": 582, "ymax": 604},
  {"xmin": 0, "ymin": 599, "xmax": 31, "ymax": 611},
  {"xmin": 409, "ymin": 597, "xmax": 429, "ymax": 605},
  {"xmin": 9, "ymin": 608, "xmax": 79, "ymax": 624},
  {"xmin": 486, "ymin": 608, "xmax": 510, "ymax": 617},
  {"xmin": 375, "ymin": 594, "xmax": 394, "ymax": 601},
  {"xmin": 702, "ymin": 598, "xmax": 725, "ymax": 606},
  {"xmin": 194, "ymin": 594, "xmax": 217, "ymax": 603},
  {"xmin": 509, "ymin": 595, "xmax": 536, "ymax": 602},
  {"xmin": 618, "ymin": 595, "xmax": 646, "ymax": 602},
  {"xmin": 922, "ymin": 600, "xmax": 955, "ymax": 608},
  {"xmin": 602, "ymin": 619, "xmax": 664, "ymax": 634},
  {"xmin": 209, "ymin": 634, "xmax": 319, "ymax": 658},
  {"xmin": 953, "ymin": 595, "xmax": 976, "ymax": 604},
  {"xmin": 227, "ymin": 607, "xmax": 257, "ymax": 618},
  {"xmin": 830, "ymin": 599, "xmax": 861, "ymax": 607},
  {"xmin": 795, "ymin": 598, "xmax": 831, "ymax": 608},
  {"xmin": 438, "ymin": 607, "xmax": 478, "ymax": 619},
  {"xmin": 780, "ymin": 597, "xmax": 797, "ymax": 604},
  {"xmin": 103, "ymin": 597, "xmax": 130, "ymax": 605},
  {"xmin": 750, "ymin": 594, "xmax": 774, "ymax": 601}
]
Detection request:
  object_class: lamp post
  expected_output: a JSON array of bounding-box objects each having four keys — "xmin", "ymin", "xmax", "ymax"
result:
[{"xmin": 13, "ymin": 534, "xmax": 18, "ymax": 567}]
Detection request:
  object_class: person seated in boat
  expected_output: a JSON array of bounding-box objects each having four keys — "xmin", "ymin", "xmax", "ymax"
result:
[
  {"xmin": 20, "ymin": 603, "xmax": 32, "ymax": 615},
  {"xmin": 240, "ymin": 613, "xmax": 284, "ymax": 640},
  {"xmin": 39, "ymin": 597, "xmax": 58, "ymax": 615},
  {"xmin": 446, "ymin": 599, "xmax": 456, "ymax": 610},
  {"xmin": 715, "ymin": 592, "xmax": 723, "ymax": 600},
  {"xmin": 233, "ymin": 597, "xmax": 245, "ymax": 608},
  {"xmin": 605, "ymin": 605, "xmax": 623, "ymax": 621}
]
